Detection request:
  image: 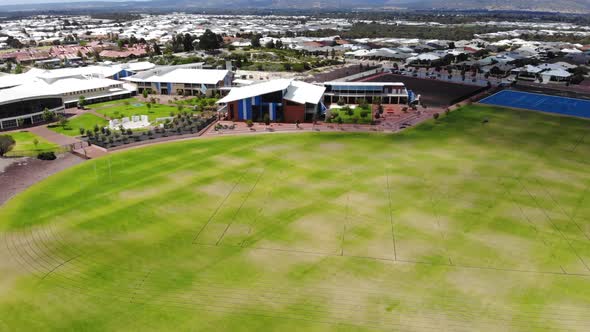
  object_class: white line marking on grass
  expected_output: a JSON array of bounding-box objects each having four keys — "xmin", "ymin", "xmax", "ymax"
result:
[{"xmin": 216, "ymin": 168, "xmax": 265, "ymax": 246}]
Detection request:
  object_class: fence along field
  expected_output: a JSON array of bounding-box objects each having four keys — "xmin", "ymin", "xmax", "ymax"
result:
[{"xmin": 1, "ymin": 104, "xmax": 590, "ymax": 331}]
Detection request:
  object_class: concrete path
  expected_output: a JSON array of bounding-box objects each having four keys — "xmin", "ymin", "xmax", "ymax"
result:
[{"xmin": 27, "ymin": 125, "xmax": 80, "ymax": 146}]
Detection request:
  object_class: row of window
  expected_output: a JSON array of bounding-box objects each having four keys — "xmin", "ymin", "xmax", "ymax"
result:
[
  {"xmin": 62, "ymin": 84, "xmax": 122, "ymax": 97},
  {"xmin": 63, "ymin": 87, "xmax": 107, "ymax": 96},
  {"xmin": 0, "ymin": 98, "xmax": 63, "ymax": 119}
]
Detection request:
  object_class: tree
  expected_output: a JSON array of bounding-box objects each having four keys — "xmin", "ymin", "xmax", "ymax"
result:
[
  {"xmin": 57, "ymin": 115, "xmax": 69, "ymax": 128},
  {"xmin": 147, "ymin": 102, "xmax": 152, "ymax": 111},
  {"xmin": 198, "ymin": 29, "xmax": 222, "ymax": 51},
  {"xmin": 251, "ymin": 34, "xmax": 262, "ymax": 48},
  {"xmin": 0, "ymin": 135, "xmax": 16, "ymax": 157},
  {"xmin": 79, "ymin": 127, "xmax": 85, "ymax": 136},
  {"xmin": 142, "ymin": 89, "xmax": 149, "ymax": 99},
  {"xmin": 265, "ymin": 40, "xmax": 275, "ymax": 49},
  {"xmin": 14, "ymin": 64, "xmax": 23, "ymax": 74},
  {"xmin": 78, "ymin": 96, "xmax": 86, "ymax": 107},
  {"xmin": 182, "ymin": 33, "xmax": 195, "ymax": 52},
  {"xmin": 42, "ymin": 108, "xmax": 55, "ymax": 123},
  {"xmin": 152, "ymin": 43, "xmax": 161, "ymax": 55},
  {"xmin": 33, "ymin": 138, "xmax": 39, "ymax": 150}
]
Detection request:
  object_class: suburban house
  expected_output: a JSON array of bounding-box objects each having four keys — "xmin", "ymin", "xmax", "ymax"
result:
[{"xmin": 217, "ymin": 79, "xmax": 326, "ymax": 123}]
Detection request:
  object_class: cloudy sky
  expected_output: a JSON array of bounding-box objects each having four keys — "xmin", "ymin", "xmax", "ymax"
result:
[{"xmin": 2, "ymin": 0, "xmax": 126, "ymax": 5}]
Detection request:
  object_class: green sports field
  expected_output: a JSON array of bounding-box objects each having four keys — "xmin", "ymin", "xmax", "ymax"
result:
[{"xmin": 1, "ymin": 105, "xmax": 590, "ymax": 331}]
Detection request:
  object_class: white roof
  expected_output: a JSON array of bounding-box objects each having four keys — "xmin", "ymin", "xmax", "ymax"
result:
[
  {"xmin": 124, "ymin": 62, "xmax": 156, "ymax": 72},
  {"xmin": 283, "ymin": 81, "xmax": 326, "ymax": 105},
  {"xmin": 0, "ymin": 64, "xmax": 144, "ymax": 90},
  {"xmin": 126, "ymin": 68, "xmax": 229, "ymax": 85},
  {"xmin": 217, "ymin": 79, "xmax": 325, "ymax": 105},
  {"xmin": 0, "ymin": 82, "xmax": 60, "ymax": 104},
  {"xmin": 0, "ymin": 76, "xmax": 130, "ymax": 105},
  {"xmin": 541, "ymin": 69, "xmax": 572, "ymax": 78},
  {"xmin": 218, "ymin": 79, "xmax": 291, "ymax": 104}
]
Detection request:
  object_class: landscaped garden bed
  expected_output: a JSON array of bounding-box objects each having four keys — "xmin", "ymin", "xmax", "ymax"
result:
[{"xmin": 84, "ymin": 113, "xmax": 216, "ymax": 149}]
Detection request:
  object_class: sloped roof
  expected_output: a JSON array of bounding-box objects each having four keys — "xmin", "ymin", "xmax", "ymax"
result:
[
  {"xmin": 217, "ymin": 79, "xmax": 325, "ymax": 105},
  {"xmin": 218, "ymin": 79, "xmax": 291, "ymax": 104},
  {"xmin": 283, "ymin": 81, "xmax": 326, "ymax": 105},
  {"xmin": 126, "ymin": 68, "xmax": 228, "ymax": 85},
  {"xmin": 541, "ymin": 69, "xmax": 572, "ymax": 78}
]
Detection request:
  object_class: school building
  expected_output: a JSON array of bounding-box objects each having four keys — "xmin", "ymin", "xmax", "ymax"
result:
[{"xmin": 217, "ymin": 79, "xmax": 326, "ymax": 123}]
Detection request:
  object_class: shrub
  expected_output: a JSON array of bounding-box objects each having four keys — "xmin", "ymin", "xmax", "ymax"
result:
[
  {"xmin": 360, "ymin": 110, "xmax": 369, "ymax": 118},
  {"xmin": 433, "ymin": 113, "xmax": 440, "ymax": 120},
  {"xmin": 359, "ymin": 99, "xmax": 368, "ymax": 109},
  {"xmin": 246, "ymin": 120, "xmax": 254, "ymax": 127},
  {"xmin": 126, "ymin": 129, "xmax": 133, "ymax": 135},
  {"xmin": 0, "ymin": 135, "xmax": 16, "ymax": 157},
  {"xmin": 37, "ymin": 151, "xmax": 56, "ymax": 160},
  {"xmin": 337, "ymin": 98, "xmax": 345, "ymax": 106},
  {"xmin": 263, "ymin": 113, "xmax": 270, "ymax": 126}
]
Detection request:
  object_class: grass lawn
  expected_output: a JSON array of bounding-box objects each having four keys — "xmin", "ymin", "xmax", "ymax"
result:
[
  {"xmin": 328, "ymin": 105, "xmax": 373, "ymax": 124},
  {"xmin": 85, "ymin": 98, "xmax": 138, "ymax": 110},
  {"xmin": 4, "ymin": 131, "xmax": 58, "ymax": 156},
  {"xmin": 48, "ymin": 113, "xmax": 108, "ymax": 137},
  {"xmin": 95, "ymin": 102, "xmax": 180, "ymax": 121},
  {"xmin": 1, "ymin": 104, "xmax": 590, "ymax": 330}
]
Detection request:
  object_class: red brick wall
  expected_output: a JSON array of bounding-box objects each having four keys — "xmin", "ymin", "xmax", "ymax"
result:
[
  {"xmin": 228, "ymin": 101, "xmax": 238, "ymax": 120},
  {"xmin": 284, "ymin": 104, "xmax": 305, "ymax": 123}
]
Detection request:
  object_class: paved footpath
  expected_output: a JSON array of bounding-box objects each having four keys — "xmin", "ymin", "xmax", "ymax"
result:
[{"xmin": 27, "ymin": 125, "xmax": 80, "ymax": 146}]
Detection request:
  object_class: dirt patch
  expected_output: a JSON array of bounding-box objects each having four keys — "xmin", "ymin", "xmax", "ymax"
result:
[
  {"xmin": 0, "ymin": 154, "xmax": 85, "ymax": 206},
  {"xmin": 0, "ymin": 158, "xmax": 25, "ymax": 173}
]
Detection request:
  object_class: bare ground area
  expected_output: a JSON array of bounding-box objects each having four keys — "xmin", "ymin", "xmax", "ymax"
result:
[{"xmin": 0, "ymin": 154, "xmax": 85, "ymax": 206}]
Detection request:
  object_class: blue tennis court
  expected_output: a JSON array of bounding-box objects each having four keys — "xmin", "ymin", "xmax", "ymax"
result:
[{"xmin": 479, "ymin": 90, "xmax": 590, "ymax": 119}]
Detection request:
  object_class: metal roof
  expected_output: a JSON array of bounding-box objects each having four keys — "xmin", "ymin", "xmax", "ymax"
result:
[{"xmin": 217, "ymin": 79, "xmax": 325, "ymax": 105}]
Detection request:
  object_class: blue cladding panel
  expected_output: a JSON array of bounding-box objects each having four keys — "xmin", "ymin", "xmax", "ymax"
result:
[
  {"xmin": 238, "ymin": 100, "xmax": 243, "ymax": 120},
  {"xmin": 155, "ymin": 82, "xmax": 161, "ymax": 92},
  {"xmin": 246, "ymin": 98, "xmax": 252, "ymax": 120},
  {"xmin": 269, "ymin": 103, "xmax": 276, "ymax": 121},
  {"xmin": 167, "ymin": 83, "xmax": 172, "ymax": 95}
]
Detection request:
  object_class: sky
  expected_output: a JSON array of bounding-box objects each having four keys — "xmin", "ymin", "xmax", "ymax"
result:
[{"xmin": 2, "ymin": 0, "xmax": 121, "ymax": 5}]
